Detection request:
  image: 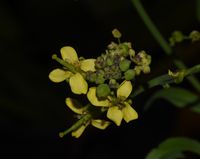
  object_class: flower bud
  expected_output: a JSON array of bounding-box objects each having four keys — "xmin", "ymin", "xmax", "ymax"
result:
[
  {"xmin": 119, "ymin": 59, "xmax": 131, "ymax": 72},
  {"xmin": 112, "ymin": 29, "xmax": 122, "ymax": 39},
  {"xmin": 96, "ymin": 76, "xmax": 105, "ymax": 84},
  {"xmin": 134, "ymin": 66, "xmax": 142, "ymax": 75},
  {"xmin": 129, "ymin": 49, "xmax": 135, "ymax": 60},
  {"xmin": 106, "ymin": 57, "xmax": 114, "ymax": 66},
  {"xmin": 109, "ymin": 79, "xmax": 119, "ymax": 88},
  {"xmin": 168, "ymin": 70, "xmax": 185, "ymax": 83},
  {"xmin": 124, "ymin": 69, "xmax": 135, "ymax": 80},
  {"xmin": 119, "ymin": 44, "xmax": 129, "ymax": 56},
  {"xmin": 169, "ymin": 31, "xmax": 185, "ymax": 46},
  {"xmin": 189, "ymin": 30, "xmax": 200, "ymax": 42},
  {"xmin": 96, "ymin": 84, "xmax": 111, "ymax": 98},
  {"xmin": 142, "ymin": 65, "xmax": 151, "ymax": 74}
]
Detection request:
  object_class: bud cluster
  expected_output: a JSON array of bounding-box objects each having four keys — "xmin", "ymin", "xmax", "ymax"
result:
[{"xmin": 86, "ymin": 30, "xmax": 151, "ymax": 98}]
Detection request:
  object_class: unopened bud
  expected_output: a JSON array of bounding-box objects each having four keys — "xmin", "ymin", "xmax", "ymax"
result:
[
  {"xmin": 189, "ymin": 30, "xmax": 200, "ymax": 42},
  {"xmin": 96, "ymin": 84, "xmax": 111, "ymax": 98},
  {"xmin": 168, "ymin": 70, "xmax": 185, "ymax": 83},
  {"xmin": 112, "ymin": 29, "xmax": 122, "ymax": 39},
  {"xmin": 124, "ymin": 69, "xmax": 135, "ymax": 80},
  {"xmin": 119, "ymin": 59, "xmax": 131, "ymax": 72}
]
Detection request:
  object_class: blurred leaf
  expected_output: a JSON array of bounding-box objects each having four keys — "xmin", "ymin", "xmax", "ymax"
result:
[
  {"xmin": 161, "ymin": 152, "xmax": 185, "ymax": 159},
  {"xmin": 191, "ymin": 102, "xmax": 200, "ymax": 113},
  {"xmin": 144, "ymin": 87, "xmax": 200, "ymax": 113},
  {"xmin": 197, "ymin": 0, "xmax": 200, "ymax": 22},
  {"xmin": 145, "ymin": 137, "xmax": 200, "ymax": 159}
]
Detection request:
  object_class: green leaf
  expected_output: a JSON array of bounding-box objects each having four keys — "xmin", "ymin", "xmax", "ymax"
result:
[
  {"xmin": 144, "ymin": 87, "xmax": 200, "ymax": 113},
  {"xmin": 161, "ymin": 152, "xmax": 185, "ymax": 159},
  {"xmin": 145, "ymin": 137, "xmax": 200, "ymax": 159}
]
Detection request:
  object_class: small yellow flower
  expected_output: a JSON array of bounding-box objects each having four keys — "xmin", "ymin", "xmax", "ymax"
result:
[
  {"xmin": 87, "ymin": 80, "xmax": 138, "ymax": 126},
  {"xmin": 66, "ymin": 98, "xmax": 110, "ymax": 138},
  {"xmin": 49, "ymin": 46, "xmax": 96, "ymax": 94}
]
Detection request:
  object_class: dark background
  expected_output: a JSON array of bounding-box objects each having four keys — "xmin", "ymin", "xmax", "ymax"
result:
[{"xmin": 0, "ymin": 0, "xmax": 200, "ymax": 158}]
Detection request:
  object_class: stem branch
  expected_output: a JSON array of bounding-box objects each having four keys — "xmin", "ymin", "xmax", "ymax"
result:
[
  {"xmin": 131, "ymin": 0, "xmax": 200, "ymax": 92},
  {"xmin": 132, "ymin": 64, "xmax": 200, "ymax": 97}
]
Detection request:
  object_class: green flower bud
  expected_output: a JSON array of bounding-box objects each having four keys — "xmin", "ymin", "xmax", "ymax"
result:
[
  {"xmin": 124, "ymin": 69, "xmax": 135, "ymax": 80},
  {"xmin": 106, "ymin": 57, "xmax": 113, "ymax": 66},
  {"xmin": 89, "ymin": 73, "xmax": 97, "ymax": 82},
  {"xmin": 109, "ymin": 79, "xmax": 119, "ymax": 88},
  {"xmin": 172, "ymin": 31, "xmax": 184, "ymax": 42},
  {"xmin": 107, "ymin": 42, "xmax": 118, "ymax": 50},
  {"xmin": 112, "ymin": 72, "xmax": 122, "ymax": 80},
  {"xmin": 129, "ymin": 49, "xmax": 135, "ymax": 60},
  {"xmin": 189, "ymin": 30, "xmax": 200, "ymax": 42},
  {"xmin": 169, "ymin": 31, "xmax": 186, "ymax": 46},
  {"xmin": 112, "ymin": 29, "xmax": 122, "ymax": 39},
  {"xmin": 119, "ymin": 44, "xmax": 129, "ymax": 57},
  {"xmin": 119, "ymin": 59, "xmax": 131, "ymax": 72},
  {"xmin": 142, "ymin": 65, "xmax": 151, "ymax": 74},
  {"xmin": 96, "ymin": 74, "xmax": 105, "ymax": 84},
  {"xmin": 96, "ymin": 84, "xmax": 111, "ymax": 98},
  {"xmin": 86, "ymin": 71, "xmax": 96, "ymax": 83},
  {"xmin": 168, "ymin": 70, "xmax": 185, "ymax": 83},
  {"xmin": 123, "ymin": 42, "xmax": 132, "ymax": 49},
  {"xmin": 97, "ymin": 77, "xmax": 105, "ymax": 84},
  {"xmin": 134, "ymin": 66, "xmax": 142, "ymax": 75}
]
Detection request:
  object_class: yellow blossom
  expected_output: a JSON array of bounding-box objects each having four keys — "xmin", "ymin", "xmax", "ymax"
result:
[
  {"xmin": 66, "ymin": 98, "xmax": 110, "ymax": 138},
  {"xmin": 87, "ymin": 80, "xmax": 138, "ymax": 126},
  {"xmin": 49, "ymin": 46, "xmax": 96, "ymax": 94}
]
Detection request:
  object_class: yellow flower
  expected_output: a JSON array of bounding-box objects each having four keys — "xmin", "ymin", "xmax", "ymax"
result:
[
  {"xmin": 66, "ymin": 98, "xmax": 110, "ymax": 138},
  {"xmin": 87, "ymin": 80, "xmax": 138, "ymax": 126},
  {"xmin": 49, "ymin": 46, "xmax": 96, "ymax": 94}
]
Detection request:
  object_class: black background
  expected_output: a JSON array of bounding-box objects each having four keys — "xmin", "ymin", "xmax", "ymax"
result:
[{"xmin": 0, "ymin": 0, "xmax": 200, "ymax": 158}]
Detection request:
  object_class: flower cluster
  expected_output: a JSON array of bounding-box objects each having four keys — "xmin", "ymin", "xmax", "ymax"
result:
[{"xmin": 49, "ymin": 29, "xmax": 151, "ymax": 138}]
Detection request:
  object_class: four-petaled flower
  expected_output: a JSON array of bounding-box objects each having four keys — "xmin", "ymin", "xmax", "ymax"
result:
[
  {"xmin": 66, "ymin": 98, "xmax": 110, "ymax": 138},
  {"xmin": 87, "ymin": 80, "xmax": 138, "ymax": 126},
  {"xmin": 49, "ymin": 46, "xmax": 96, "ymax": 94}
]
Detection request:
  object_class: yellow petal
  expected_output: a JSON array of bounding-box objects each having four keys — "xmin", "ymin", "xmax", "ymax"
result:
[
  {"xmin": 91, "ymin": 119, "xmax": 110, "ymax": 130},
  {"xmin": 49, "ymin": 69, "xmax": 72, "ymax": 82},
  {"xmin": 80, "ymin": 59, "xmax": 96, "ymax": 72},
  {"xmin": 65, "ymin": 98, "xmax": 86, "ymax": 114},
  {"xmin": 122, "ymin": 102, "xmax": 138, "ymax": 123},
  {"xmin": 107, "ymin": 106, "xmax": 123, "ymax": 126},
  {"xmin": 60, "ymin": 46, "xmax": 78, "ymax": 64},
  {"xmin": 71, "ymin": 124, "xmax": 88, "ymax": 138},
  {"xmin": 87, "ymin": 87, "xmax": 110, "ymax": 107},
  {"xmin": 69, "ymin": 73, "xmax": 88, "ymax": 94},
  {"xmin": 117, "ymin": 80, "xmax": 132, "ymax": 99}
]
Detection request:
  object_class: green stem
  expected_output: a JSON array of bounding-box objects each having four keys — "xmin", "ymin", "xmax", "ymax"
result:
[
  {"xmin": 131, "ymin": 0, "xmax": 200, "ymax": 92},
  {"xmin": 131, "ymin": 0, "xmax": 172, "ymax": 55},
  {"xmin": 185, "ymin": 63, "xmax": 200, "ymax": 75},
  {"xmin": 132, "ymin": 64, "xmax": 200, "ymax": 97},
  {"xmin": 59, "ymin": 114, "xmax": 92, "ymax": 138}
]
